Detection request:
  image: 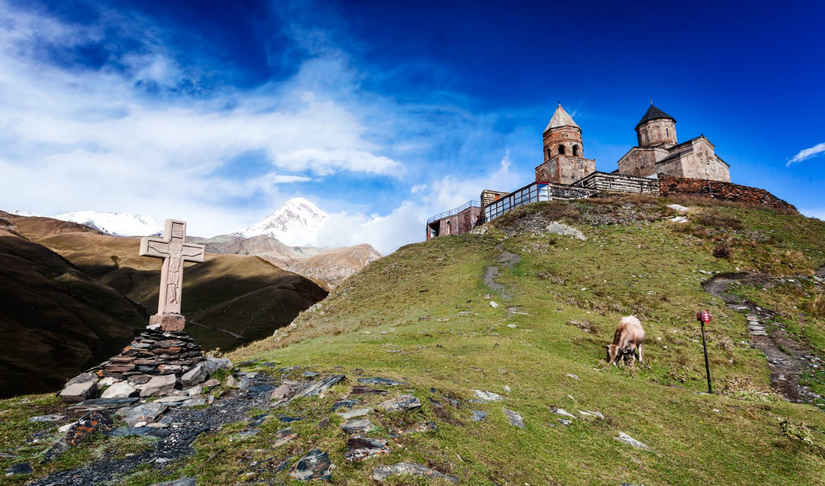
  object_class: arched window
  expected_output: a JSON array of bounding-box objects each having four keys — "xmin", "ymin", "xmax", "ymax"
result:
[
  {"xmin": 446, "ymin": 220, "xmax": 451, "ymax": 235},
  {"xmin": 666, "ymin": 128, "xmax": 669, "ymax": 138},
  {"xmin": 558, "ymin": 145, "xmax": 566, "ymax": 155},
  {"xmin": 572, "ymin": 145, "xmax": 579, "ymax": 156},
  {"xmin": 545, "ymin": 148, "xmax": 551, "ymax": 159}
]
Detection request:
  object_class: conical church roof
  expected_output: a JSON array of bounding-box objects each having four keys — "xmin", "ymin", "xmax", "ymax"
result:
[
  {"xmin": 544, "ymin": 103, "xmax": 580, "ymax": 132},
  {"xmin": 636, "ymin": 104, "xmax": 675, "ymax": 129}
]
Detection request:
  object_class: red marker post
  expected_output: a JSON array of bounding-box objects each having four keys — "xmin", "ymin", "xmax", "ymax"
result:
[{"xmin": 696, "ymin": 310, "xmax": 713, "ymax": 394}]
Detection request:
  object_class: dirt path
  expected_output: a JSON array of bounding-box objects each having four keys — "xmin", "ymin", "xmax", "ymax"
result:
[
  {"xmin": 702, "ymin": 273, "xmax": 820, "ymax": 404},
  {"xmin": 483, "ymin": 246, "xmax": 521, "ymax": 300}
]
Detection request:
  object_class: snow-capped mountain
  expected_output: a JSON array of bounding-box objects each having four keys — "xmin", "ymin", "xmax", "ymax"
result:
[
  {"xmin": 53, "ymin": 211, "xmax": 162, "ymax": 237},
  {"xmin": 7, "ymin": 210, "xmax": 38, "ymax": 217},
  {"xmin": 237, "ymin": 198, "xmax": 329, "ymax": 247}
]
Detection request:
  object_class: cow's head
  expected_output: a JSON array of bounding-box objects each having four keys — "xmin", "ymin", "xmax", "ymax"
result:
[{"xmin": 606, "ymin": 344, "xmax": 620, "ymax": 364}]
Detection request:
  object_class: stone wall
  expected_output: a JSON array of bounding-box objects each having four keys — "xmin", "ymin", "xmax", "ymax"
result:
[
  {"xmin": 658, "ymin": 175, "xmax": 796, "ymax": 210},
  {"xmin": 617, "ymin": 147, "xmax": 667, "ymax": 178},
  {"xmin": 428, "ymin": 206, "xmax": 481, "ymax": 239},
  {"xmin": 480, "ymin": 189, "xmax": 509, "ymax": 207},
  {"xmin": 574, "ymin": 172, "xmax": 660, "ymax": 195}
]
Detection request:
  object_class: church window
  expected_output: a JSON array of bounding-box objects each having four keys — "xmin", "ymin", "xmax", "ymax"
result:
[
  {"xmin": 546, "ymin": 148, "xmax": 551, "ymax": 159},
  {"xmin": 666, "ymin": 128, "xmax": 669, "ymax": 138},
  {"xmin": 572, "ymin": 145, "xmax": 579, "ymax": 156},
  {"xmin": 558, "ymin": 145, "xmax": 566, "ymax": 155},
  {"xmin": 446, "ymin": 221, "xmax": 451, "ymax": 235}
]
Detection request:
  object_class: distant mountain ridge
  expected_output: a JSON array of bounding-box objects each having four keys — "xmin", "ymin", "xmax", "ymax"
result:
[{"xmin": 53, "ymin": 211, "xmax": 162, "ymax": 237}]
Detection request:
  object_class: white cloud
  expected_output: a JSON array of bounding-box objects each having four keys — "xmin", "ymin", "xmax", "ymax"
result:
[
  {"xmin": 787, "ymin": 142, "xmax": 825, "ymax": 166},
  {"xmin": 410, "ymin": 184, "xmax": 426, "ymax": 194},
  {"xmin": 800, "ymin": 208, "xmax": 825, "ymax": 222}
]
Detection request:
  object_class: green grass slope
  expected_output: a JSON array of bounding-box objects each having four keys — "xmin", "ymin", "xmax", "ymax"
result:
[{"xmin": 221, "ymin": 195, "xmax": 825, "ymax": 485}]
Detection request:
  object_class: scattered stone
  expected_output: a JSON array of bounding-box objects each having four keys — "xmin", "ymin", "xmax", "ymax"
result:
[
  {"xmin": 615, "ymin": 432, "xmax": 649, "ymax": 450},
  {"xmin": 203, "ymin": 357, "xmax": 233, "ymax": 375},
  {"xmin": 202, "ymin": 379, "xmax": 220, "ymax": 388},
  {"xmin": 28, "ymin": 414, "xmax": 65, "ymax": 423},
  {"xmin": 140, "ymin": 374, "xmax": 178, "ymax": 397},
  {"xmin": 44, "ymin": 412, "xmax": 113, "ymax": 463},
  {"xmin": 352, "ymin": 386, "xmax": 388, "ymax": 395},
  {"xmin": 103, "ymin": 427, "xmax": 170, "ymax": 438},
  {"xmin": 224, "ymin": 375, "xmax": 238, "ymax": 388},
  {"xmin": 317, "ymin": 417, "xmax": 330, "ymax": 429},
  {"xmin": 101, "ymin": 382, "xmax": 138, "ymax": 399},
  {"xmin": 566, "ymin": 373, "xmax": 580, "ymax": 381},
  {"xmin": 504, "ymin": 409, "xmax": 525, "ymax": 428},
  {"xmin": 372, "ymin": 462, "xmax": 458, "ymax": 483},
  {"xmin": 65, "ymin": 372, "xmax": 98, "ymax": 387},
  {"xmin": 341, "ymin": 418, "xmax": 374, "ymax": 434},
  {"xmin": 290, "ymin": 449, "xmax": 332, "ymax": 481},
  {"xmin": 490, "ymin": 301, "xmax": 499, "ymax": 308},
  {"xmin": 507, "ymin": 324, "xmax": 517, "ymax": 328},
  {"xmin": 182, "ymin": 398, "xmax": 207, "ymax": 407},
  {"xmin": 546, "ymin": 221, "xmax": 587, "ymax": 240},
  {"xmin": 5, "ymin": 462, "xmax": 32, "ymax": 476},
  {"xmin": 504, "ymin": 385, "xmax": 511, "ymax": 394},
  {"xmin": 277, "ymin": 415, "xmax": 302, "ymax": 423},
  {"xmin": 578, "ymin": 410, "xmax": 605, "ymax": 420},
  {"xmin": 181, "ymin": 363, "xmax": 208, "ymax": 387},
  {"xmin": 549, "ymin": 407, "xmax": 577, "ymax": 420},
  {"xmin": 68, "ymin": 397, "xmax": 140, "ymax": 412},
  {"xmin": 98, "ymin": 377, "xmax": 121, "ymax": 387},
  {"xmin": 474, "ymin": 390, "xmax": 504, "ymax": 401},
  {"xmin": 273, "ymin": 427, "xmax": 298, "ymax": 447},
  {"xmin": 149, "ymin": 478, "xmax": 196, "ymax": 486},
  {"xmin": 668, "ymin": 203, "xmax": 689, "ymax": 213},
  {"xmin": 379, "ymin": 395, "xmax": 422, "ymax": 412},
  {"xmin": 346, "ymin": 437, "xmax": 391, "ymax": 462},
  {"xmin": 331, "ymin": 399, "xmax": 361, "ymax": 410},
  {"xmin": 119, "ymin": 402, "xmax": 168, "ymax": 427},
  {"xmin": 357, "ymin": 377, "xmax": 405, "ymax": 386},
  {"xmin": 60, "ymin": 380, "xmax": 98, "ymax": 403},
  {"xmin": 336, "ymin": 408, "xmax": 371, "ymax": 419},
  {"xmin": 471, "ymin": 410, "xmax": 487, "ymax": 421},
  {"xmin": 398, "ymin": 422, "xmax": 438, "ymax": 435},
  {"xmin": 558, "ymin": 418, "xmax": 572, "ymax": 426}
]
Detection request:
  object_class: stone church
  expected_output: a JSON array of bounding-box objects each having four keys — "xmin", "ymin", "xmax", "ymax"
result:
[{"xmin": 535, "ymin": 102, "xmax": 730, "ymax": 184}]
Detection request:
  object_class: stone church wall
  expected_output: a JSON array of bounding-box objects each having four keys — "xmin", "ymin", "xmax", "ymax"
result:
[
  {"xmin": 658, "ymin": 175, "xmax": 795, "ymax": 210},
  {"xmin": 536, "ymin": 155, "xmax": 595, "ymax": 185}
]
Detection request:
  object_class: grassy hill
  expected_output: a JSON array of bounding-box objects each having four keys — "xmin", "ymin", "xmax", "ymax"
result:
[
  {"xmin": 2, "ymin": 195, "xmax": 824, "ymax": 485},
  {"xmin": 225, "ymin": 195, "xmax": 825, "ymax": 485}
]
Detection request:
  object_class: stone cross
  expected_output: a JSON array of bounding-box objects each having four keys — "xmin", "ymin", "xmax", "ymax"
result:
[{"xmin": 139, "ymin": 219, "xmax": 205, "ymax": 331}]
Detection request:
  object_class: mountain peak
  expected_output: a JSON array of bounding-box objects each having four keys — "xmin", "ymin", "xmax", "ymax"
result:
[
  {"xmin": 53, "ymin": 211, "xmax": 162, "ymax": 236},
  {"xmin": 238, "ymin": 198, "xmax": 329, "ymax": 246}
]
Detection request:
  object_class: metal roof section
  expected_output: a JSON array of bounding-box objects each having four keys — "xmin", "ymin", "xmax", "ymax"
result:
[
  {"xmin": 635, "ymin": 104, "xmax": 675, "ymax": 129},
  {"xmin": 544, "ymin": 103, "xmax": 581, "ymax": 132}
]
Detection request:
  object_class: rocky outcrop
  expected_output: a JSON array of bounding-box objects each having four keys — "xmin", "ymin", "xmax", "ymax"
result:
[{"xmin": 658, "ymin": 175, "xmax": 796, "ymax": 211}]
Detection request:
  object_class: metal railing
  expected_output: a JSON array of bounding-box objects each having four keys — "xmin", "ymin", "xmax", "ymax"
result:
[{"xmin": 427, "ymin": 200, "xmax": 480, "ymax": 224}]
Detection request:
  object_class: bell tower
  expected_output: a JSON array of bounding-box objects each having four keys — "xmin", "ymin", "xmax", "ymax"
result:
[{"xmin": 536, "ymin": 103, "xmax": 596, "ymax": 185}]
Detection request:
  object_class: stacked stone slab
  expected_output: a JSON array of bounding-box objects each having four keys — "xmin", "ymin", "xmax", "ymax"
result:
[{"xmin": 100, "ymin": 329, "xmax": 205, "ymax": 383}]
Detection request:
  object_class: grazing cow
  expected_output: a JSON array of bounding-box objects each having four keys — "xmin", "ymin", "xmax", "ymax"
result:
[{"xmin": 606, "ymin": 316, "xmax": 645, "ymax": 365}]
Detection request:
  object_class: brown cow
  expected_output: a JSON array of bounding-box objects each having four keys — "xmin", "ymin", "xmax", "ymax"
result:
[{"xmin": 606, "ymin": 316, "xmax": 645, "ymax": 365}]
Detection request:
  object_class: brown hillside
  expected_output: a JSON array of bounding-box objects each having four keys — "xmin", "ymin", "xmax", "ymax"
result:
[
  {"xmin": 290, "ymin": 243, "xmax": 382, "ymax": 288},
  {"xmin": 0, "ymin": 228, "xmax": 147, "ymax": 398}
]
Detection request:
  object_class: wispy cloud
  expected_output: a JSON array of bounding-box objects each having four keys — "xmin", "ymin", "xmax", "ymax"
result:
[{"xmin": 787, "ymin": 142, "xmax": 825, "ymax": 166}]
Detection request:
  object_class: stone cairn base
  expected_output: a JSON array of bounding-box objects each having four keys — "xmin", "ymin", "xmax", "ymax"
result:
[{"xmin": 100, "ymin": 328, "xmax": 205, "ymax": 384}]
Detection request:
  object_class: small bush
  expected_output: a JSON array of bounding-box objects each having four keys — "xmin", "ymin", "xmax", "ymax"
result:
[
  {"xmin": 779, "ymin": 417, "xmax": 814, "ymax": 444},
  {"xmin": 693, "ymin": 209, "xmax": 745, "ymax": 231},
  {"xmin": 807, "ymin": 293, "xmax": 825, "ymax": 318},
  {"xmin": 713, "ymin": 243, "xmax": 731, "ymax": 259},
  {"xmin": 720, "ymin": 375, "xmax": 780, "ymax": 402}
]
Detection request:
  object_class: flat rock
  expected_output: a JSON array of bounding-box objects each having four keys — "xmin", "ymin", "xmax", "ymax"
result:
[
  {"xmin": 549, "ymin": 407, "xmax": 577, "ymax": 419},
  {"xmin": 5, "ymin": 462, "xmax": 32, "ymax": 476},
  {"xmin": 474, "ymin": 390, "xmax": 504, "ymax": 401},
  {"xmin": 65, "ymin": 372, "xmax": 98, "ymax": 387},
  {"xmin": 155, "ymin": 396, "xmax": 190, "ymax": 405},
  {"xmin": 149, "ymin": 478, "xmax": 197, "ymax": 486},
  {"xmin": 181, "ymin": 363, "xmax": 208, "ymax": 387},
  {"xmin": 471, "ymin": 410, "xmax": 487, "ymax": 421},
  {"xmin": 60, "ymin": 380, "xmax": 97, "ymax": 403},
  {"xmin": 504, "ymin": 409, "xmax": 525, "ymax": 428},
  {"xmin": 331, "ymin": 399, "xmax": 361, "ymax": 410},
  {"xmin": 202, "ymin": 357, "xmax": 233, "ymax": 375},
  {"xmin": 341, "ymin": 418, "xmax": 374, "ymax": 434},
  {"xmin": 273, "ymin": 427, "xmax": 298, "ymax": 447},
  {"xmin": 101, "ymin": 382, "xmax": 138, "ymax": 399},
  {"xmin": 290, "ymin": 448, "xmax": 332, "ymax": 481},
  {"xmin": 336, "ymin": 407, "xmax": 371, "ymax": 419},
  {"xmin": 182, "ymin": 398, "xmax": 207, "ymax": 407},
  {"xmin": 398, "ymin": 422, "xmax": 438, "ymax": 435},
  {"xmin": 546, "ymin": 221, "xmax": 586, "ymax": 240},
  {"xmin": 346, "ymin": 436, "xmax": 391, "ymax": 462},
  {"xmin": 615, "ymin": 432, "xmax": 649, "ymax": 450},
  {"xmin": 357, "ymin": 377, "xmax": 405, "ymax": 386},
  {"xmin": 351, "ymin": 386, "xmax": 388, "ymax": 395},
  {"xmin": 44, "ymin": 412, "xmax": 112, "ymax": 463},
  {"xmin": 120, "ymin": 402, "xmax": 168, "ymax": 427},
  {"xmin": 68, "ymin": 397, "xmax": 139, "ymax": 412},
  {"xmin": 379, "ymin": 395, "xmax": 422, "ymax": 412},
  {"xmin": 372, "ymin": 462, "xmax": 458, "ymax": 483},
  {"xmin": 140, "ymin": 374, "xmax": 177, "ymax": 397},
  {"xmin": 28, "ymin": 414, "xmax": 65, "ymax": 423},
  {"xmin": 578, "ymin": 410, "xmax": 605, "ymax": 420}
]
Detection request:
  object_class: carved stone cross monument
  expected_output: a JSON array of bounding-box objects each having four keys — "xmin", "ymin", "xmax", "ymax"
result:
[{"xmin": 139, "ymin": 219, "xmax": 205, "ymax": 332}]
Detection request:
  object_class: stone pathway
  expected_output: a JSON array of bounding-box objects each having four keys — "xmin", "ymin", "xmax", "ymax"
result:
[{"xmin": 702, "ymin": 272, "xmax": 824, "ymax": 405}]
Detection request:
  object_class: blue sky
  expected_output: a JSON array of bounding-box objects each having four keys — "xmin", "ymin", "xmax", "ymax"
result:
[{"xmin": 0, "ymin": 0, "xmax": 823, "ymax": 253}]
